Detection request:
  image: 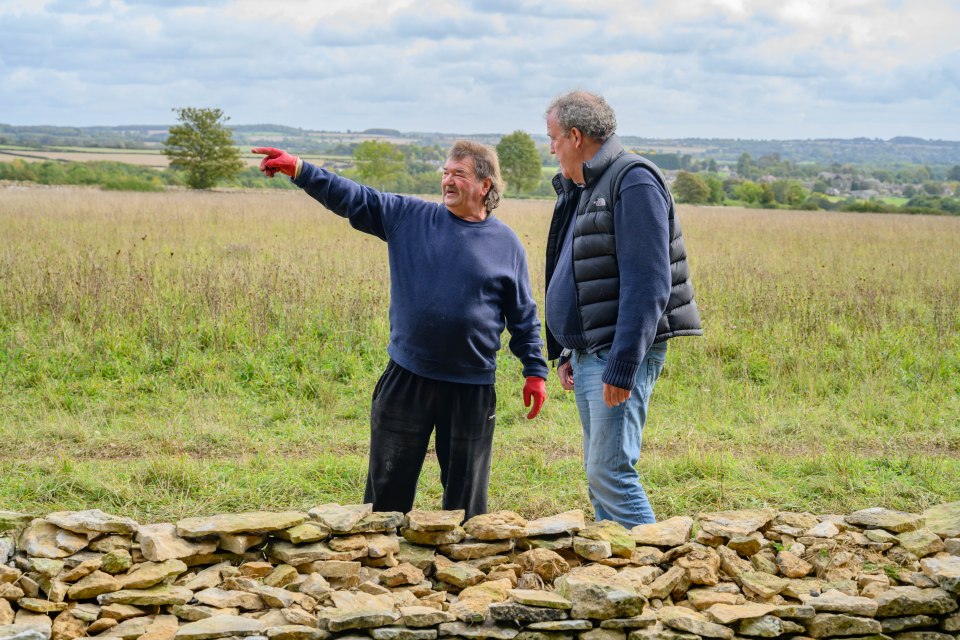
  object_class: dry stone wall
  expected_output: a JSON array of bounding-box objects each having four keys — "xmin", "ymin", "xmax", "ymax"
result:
[{"xmin": 1, "ymin": 503, "xmax": 959, "ymax": 640}]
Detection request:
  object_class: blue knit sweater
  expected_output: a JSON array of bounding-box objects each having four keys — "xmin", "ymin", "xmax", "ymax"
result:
[{"xmin": 294, "ymin": 162, "xmax": 548, "ymax": 385}]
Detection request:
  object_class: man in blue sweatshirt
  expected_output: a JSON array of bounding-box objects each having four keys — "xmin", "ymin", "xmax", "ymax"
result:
[
  {"xmin": 543, "ymin": 91, "xmax": 702, "ymax": 527},
  {"xmin": 253, "ymin": 141, "xmax": 548, "ymax": 519}
]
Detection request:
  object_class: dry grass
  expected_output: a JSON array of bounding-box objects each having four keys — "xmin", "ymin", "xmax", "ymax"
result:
[{"xmin": 1, "ymin": 186, "xmax": 958, "ymax": 520}]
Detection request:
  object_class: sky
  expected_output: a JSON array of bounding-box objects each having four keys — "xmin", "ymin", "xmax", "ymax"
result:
[{"xmin": 1, "ymin": 0, "xmax": 959, "ymax": 140}]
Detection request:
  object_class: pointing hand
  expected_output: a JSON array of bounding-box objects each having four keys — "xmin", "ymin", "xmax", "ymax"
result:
[{"xmin": 251, "ymin": 147, "xmax": 299, "ymax": 178}]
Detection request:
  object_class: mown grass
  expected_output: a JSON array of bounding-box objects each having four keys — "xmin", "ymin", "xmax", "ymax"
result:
[{"xmin": 1, "ymin": 188, "xmax": 958, "ymax": 522}]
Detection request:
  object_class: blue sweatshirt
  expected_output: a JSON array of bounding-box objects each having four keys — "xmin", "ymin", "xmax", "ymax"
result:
[
  {"xmin": 545, "ymin": 166, "xmax": 671, "ymax": 390},
  {"xmin": 294, "ymin": 162, "xmax": 548, "ymax": 385}
]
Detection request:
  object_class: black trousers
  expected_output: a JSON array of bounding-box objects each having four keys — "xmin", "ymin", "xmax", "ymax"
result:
[{"xmin": 363, "ymin": 360, "xmax": 497, "ymax": 519}]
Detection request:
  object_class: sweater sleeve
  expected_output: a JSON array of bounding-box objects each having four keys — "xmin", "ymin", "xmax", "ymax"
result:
[
  {"xmin": 292, "ymin": 161, "xmax": 409, "ymax": 240},
  {"xmin": 601, "ymin": 168, "xmax": 672, "ymax": 389},
  {"xmin": 505, "ymin": 250, "xmax": 550, "ymax": 380}
]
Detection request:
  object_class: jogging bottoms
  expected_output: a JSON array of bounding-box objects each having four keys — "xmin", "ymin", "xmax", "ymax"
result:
[{"xmin": 362, "ymin": 360, "xmax": 497, "ymax": 519}]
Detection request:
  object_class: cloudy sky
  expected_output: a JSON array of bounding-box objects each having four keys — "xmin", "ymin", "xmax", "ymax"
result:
[{"xmin": 1, "ymin": 0, "xmax": 958, "ymax": 140}]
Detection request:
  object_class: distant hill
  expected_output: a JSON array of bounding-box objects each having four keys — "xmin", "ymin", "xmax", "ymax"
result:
[{"xmin": 2, "ymin": 123, "xmax": 959, "ymax": 166}]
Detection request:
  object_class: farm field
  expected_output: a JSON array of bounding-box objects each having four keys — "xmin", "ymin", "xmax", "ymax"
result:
[
  {"xmin": 1, "ymin": 186, "xmax": 958, "ymax": 523},
  {"xmin": 0, "ymin": 146, "xmax": 338, "ymax": 168}
]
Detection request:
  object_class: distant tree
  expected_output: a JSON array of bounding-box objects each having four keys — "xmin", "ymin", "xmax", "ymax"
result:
[
  {"xmin": 497, "ymin": 130, "xmax": 542, "ymax": 195},
  {"xmin": 949, "ymin": 165, "xmax": 960, "ymax": 181},
  {"xmin": 923, "ymin": 181, "xmax": 943, "ymax": 196},
  {"xmin": 735, "ymin": 181, "xmax": 764, "ymax": 204},
  {"xmin": 903, "ymin": 185, "xmax": 917, "ymax": 197},
  {"xmin": 705, "ymin": 176, "xmax": 725, "ymax": 204},
  {"xmin": 164, "ymin": 107, "xmax": 243, "ymax": 189},
  {"xmin": 353, "ymin": 140, "xmax": 405, "ymax": 190},
  {"xmin": 673, "ymin": 171, "xmax": 710, "ymax": 204},
  {"xmin": 737, "ymin": 153, "xmax": 754, "ymax": 179}
]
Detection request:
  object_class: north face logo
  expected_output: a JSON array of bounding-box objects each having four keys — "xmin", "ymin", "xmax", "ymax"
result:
[{"xmin": 593, "ymin": 197, "xmax": 606, "ymax": 208}]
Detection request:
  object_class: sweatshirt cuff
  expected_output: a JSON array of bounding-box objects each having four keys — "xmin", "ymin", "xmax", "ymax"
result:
[{"xmin": 601, "ymin": 357, "xmax": 640, "ymax": 391}]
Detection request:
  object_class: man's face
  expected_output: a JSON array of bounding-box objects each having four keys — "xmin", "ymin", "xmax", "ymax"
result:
[
  {"xmin": 441, "ymin": 156, "xmax": 490, "ymax": 219},
  {"xmin": 547, "ymin": 110, "xmax": 577, "ymax": 181}
]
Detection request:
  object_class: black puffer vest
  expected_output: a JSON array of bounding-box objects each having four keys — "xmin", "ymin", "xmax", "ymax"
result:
[{"xmin": 545, "ymin": 135, "xmax": 703, "ymax": 362}]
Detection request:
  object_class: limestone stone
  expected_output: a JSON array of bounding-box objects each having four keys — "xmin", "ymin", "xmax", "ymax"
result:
[
  {"xmin": 940, "ymin": 612, "xmax": 960, "ymax": 632},
  {"xmin": 193, "ymin": 587, "xmax": 264, "ymax": 610},
  {"xmin": 366, "ymin": 532, "xmax": 401, "ymax": 558},
  {"xmin": 217, "ymin": 532, "xmax": 266, "ymax": 554},
  {"xmin": 439, "ymin": 621, "xmax": 519, "ymax": 639},
  {"xmin": 686, "ymin": 589, "xmax": 743, "ymax": 611},
  {"xmin": 66, "ymin": 569, "xmax": 121, "ymax": 599},
  {"xmin": 555, "ymin": 575, "xmax": 645, "ymax": 621},
  {"xmin": 400, "ymin": 605, "xmax": 456, "ymax": 627},
  {"xmin": 574, "ymin": 537, "xmax": 613, "ymax": 561},
  {"xmin": 58, "ymin": 558, "xmax": 101, "ymax": 583},
  {"xmin": 266, "ymin": 625, "xmax": 330, "ymax": 640},
  {"xmin": 897, "ymin": 530, "xmax": 946, "ymax": 559},
  {"xmin": 600, "ymin": 615, "xmax": 657, "ymax": 630},
  {"xmin": 19, "ymin": 597, "xmax": 69, "ymax": 613},
  {"xmin": 18, "ymin": 520, "xmax": 89, "ymax": 559},
  {"xmin": 772, "ymin": 604, "xmax": 816, "ymax": 620},
  {"xmin": 630, "ymin": 517, "xmax": 694, "ymax": 548},
  {"xmin": 381, "ymin": 562, "xmax": 426, "ymax": 587},
  {"xmin": 740, "ymin": 571, "xmax": 788, "ymax": 598},
  {"xmin": 435, "ymin": 561, "xmax": 485, "ymax": 588},
  {"xmin": 716, "ymin": 544, "xmax": 752, "ymax": 580},
  {"xmin": 272, "ymin": 522, "xmax": 329, "ymax": 545},
  {"xmin": 777, "ymin": 550, "xmax": 813, "ymax": 578},
  {"xmin": 523, "ymin": 510, "xmax": 585, "ymax": 537},
  {"xmin": 736, "ymin": 615, "xmax": 784, "ymax": 637},
  {"xmin": 87, "ymin": 619, "xmax": 120, "ymax": 635},
  {"xmin": 50, "ymin": 609, "xmax": 87, "ymax": 640},
  {"xmin": 631, "ymin": 546, "xmax": 664, "ymax": 566},
  {"xmin": 805, "ymin": 521, "xmax": 841, "ymax": 539},
  {"xmin": 309, "ymin": 503, "xmax": 373, "ymax": 532},
  {"xmin": 402, "ymin": 527, "xmax": 466, "ymax": 546},
  {"xmin": 697, "ymin": 510, "xmax": 776, "ymax": 539},
  {"xmin": 647, "ymin": 566, "xmax": 686, "ymax": 600},
  {"xmin": 118, "ymin": 558, "xmax": 189, "ymax": 589},
  {"xmin": 369, "ymin": 628, "xmax": 437, "ymax": 640},
  {"xmin": 507, "ymin": 589, "xmax": 572, "ymax": 610},
  {"xmin": 268, "ymin": 540, "xmax": 362, "ymax": 565},
  {"xmin": 489, "ymin": 602, "xmax": 569, "ymax": 624},
  {"xmin": 515, "ymin": 548, "xmax": 569, "ymax": 583},
  {"xmin": 845, "ymin": 508, "xmax": 924, "ymax": 533},
  {"xmin": 658, "ymin": 607, "xmax": 733, "ymax": 640},
  {"xmin": 439, "ymin": 539, "xmax": 514, "ymax": 561},
  {"xmin": 307, "ymin": 560, "xmax": 361, "ymax": 579},
  {"xmin": 799, "ymin": 589, "xmax": 879, "ymax": 616},
  {"xmin": 101, "ymin": 549, "xmax": 133, "ymax": 574},
  {"xmin": 891, "ymin": 633, "xmax": 955, "ymax": 640},
  {"xmin": 169, "ymin": 604, "xmax": 241, "ymax": 621},
  {"xmin": 448, "ymin": 579, "xmax": 513, "ymax": 623},
  {"xmin": 99, "ymin": 603, "xmax": 147, "ymax": 620},
  {"xmin": 924, "ymin": 502, "xmax": 960, "ymax": 539},
  {"xmin": 463, "ymin": 511, "xmax": 528, "ymax": 541},
  {"xmin": 45, "ymin": 510, "xmax": 138, "ymax": 536},
  {"xmin": 579, "ymin": 521, "xmax": 636, "ymax": 558},
  {"xmin": 404, "ymin": 510, "xmax": 465, "ymax": 532},
  {"xmin": 322, "ymin": 591, "xmax": 401, "ymax": 631},
  {"xmin": 99, "ymin": 615, "xmax": 153, "ymax": 639},
  {"xmin": 727, "ymin": 532, "xmax": 764, "ymax": 556},
  {"xmin": 174, "ymin": 614, "xmax": 266, "ymax": 640},
  {"xmin": 98, "ymin": 584, "xmax": 194, "ymax": 606},
  {"xmin": 29, "ymin": 558, "xmax": 64, "ymax": 578},
  {"xmin": 880, "ymin": 615, "xmax": 939, "ymax": 633},
  {"xmin": 345, "ymin": 511, "xmax": 404, "ymax": 534},
  {"xmin": 704, "ymin": 603, "xmax": 777, "ymax": 625},
  {"xmin": 920, "ymin": 556, "xmax": 960, "ymax": 594},
  {"xmin": 873, "ymin": 586, "xmax": 959, "ymax": 617},
  {"xmin": 516, "ymin": 535, "xmax": 574, "ymax": 552},
  {"xmin": 87, "ymin": 534, "xmax": 132, "ymax": 553},
  {"xmin": 138, "ymin": 614, "xmax": 180, "ymax": 640},
  {"xmin": 138, "ymin": 524, "xmax": 219, "ymax": 562},
  {"xmin": 805, "ymin": 613, "xmax": 882, "ymax": 638},
  {"xmin": 13, "ymin": 610, "xmax": 54, "ymax": 634},
  {"xmin": 675, "ymin": 546, "xmax": 721, "ymax": 586},
  {"xmin": 176, "ymin": 511, "xmax": 306, "ymax": 537}
]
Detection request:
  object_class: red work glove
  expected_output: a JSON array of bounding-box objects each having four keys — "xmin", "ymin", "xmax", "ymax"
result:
[
  {"xmin": 523, "ymin": 376, "xmax": 546, "ymax": 419},
  {"xmin": 251, "ymin": 147, "xmax": 299, "ymax": 178}
]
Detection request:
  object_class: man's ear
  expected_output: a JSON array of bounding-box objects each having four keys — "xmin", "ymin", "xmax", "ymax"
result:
[
  {"xmin": 482, "ymin": 177, "xmax": 492, "ymax": 195},
  {"xmin": 569, "ymin": 126, "xmax": 583, "ymax": 148}
]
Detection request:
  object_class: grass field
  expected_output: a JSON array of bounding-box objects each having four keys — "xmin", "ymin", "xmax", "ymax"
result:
[
  {"xmin": 0, "ymin": 147, "xmax": 337, "ymax": 169},
  {"xmin": 1, "ymin": 186, "xmax": 958, "ymax": 523}
]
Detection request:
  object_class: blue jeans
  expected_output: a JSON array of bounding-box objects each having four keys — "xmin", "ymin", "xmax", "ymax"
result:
[{"xmin": 571, "ymin": 342, "xmax": 668, "ymax": 527}]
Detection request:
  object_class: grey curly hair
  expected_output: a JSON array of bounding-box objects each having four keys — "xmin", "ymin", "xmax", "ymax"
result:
[
  {"xmin": 546, "ymin": 90, "xmax": 617, "ymax": 142},
  {"xmin": 448, "ymin": 140, "xmax": 504, "ymax": 212}
]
